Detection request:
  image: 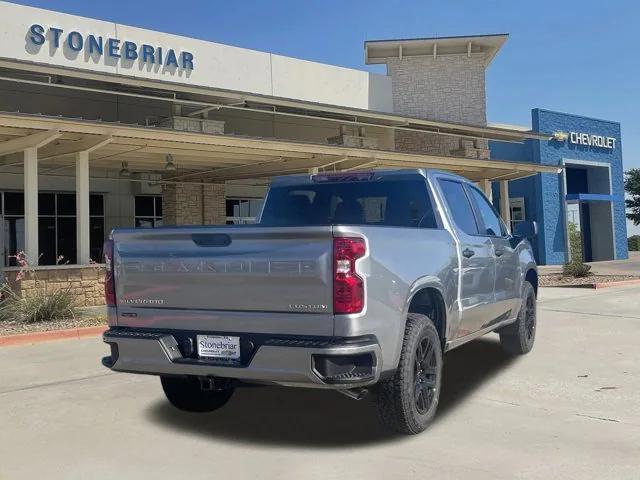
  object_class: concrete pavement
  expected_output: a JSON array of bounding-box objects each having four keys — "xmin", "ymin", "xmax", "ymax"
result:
[{"xmin": 1, "ymin": 286, "xmax": 639, "ymax": 479}]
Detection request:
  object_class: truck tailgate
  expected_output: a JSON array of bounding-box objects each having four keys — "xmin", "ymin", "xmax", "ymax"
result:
[{"xmin": 112, "ymin": 226, "xmax": 334, "ymax": 315}]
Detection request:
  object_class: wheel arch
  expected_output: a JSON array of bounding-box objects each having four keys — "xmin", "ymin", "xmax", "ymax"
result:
[
  {"xmin": 524, "ymin": 266, "xmax": 538, "ymax": 296},
  {"xmin": 405, "ymin": 282, "xmax": 448, "ymax": 351}
]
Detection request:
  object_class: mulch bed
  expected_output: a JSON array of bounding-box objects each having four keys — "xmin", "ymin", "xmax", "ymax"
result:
[
  {"xmin": 0, "ymin": 315, "xmax": 106, "ymax": 336},
  {"xmin": 539, "ymin": 274, "xmax": 640, "ymax": 288}
]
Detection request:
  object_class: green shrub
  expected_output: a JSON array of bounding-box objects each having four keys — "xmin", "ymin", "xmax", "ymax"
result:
[
  {"xmin": 567, "ymin": 222, "xmax": 583, "ymax": 262},
  {"xmin": 562, "ymin": 262, "xmax": 592, "ymax": 278},
  {"xmin": 0, "ymin": 283, "xmax": 76, "ymax": 323},
  {"xmin": 628, "ymin": 235, "xmax": 640, "ymax": 252}
]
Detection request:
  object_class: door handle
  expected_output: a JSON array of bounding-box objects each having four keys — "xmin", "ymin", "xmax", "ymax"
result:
[
  {"xmin": 494, "ymin": 248, "xmax": 505, "ymax": 257},
  {"xmin": 462, "ymin": 248, "xmax": 475, "ymax": 258}
]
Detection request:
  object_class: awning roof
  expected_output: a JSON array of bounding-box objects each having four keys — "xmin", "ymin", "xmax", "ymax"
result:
[
  {"xmin": 0, "ymin": 59, "xmax": 550, "ymax": 144},
  {"xmin": 365, "ymin": 34, "xmax": 509, "ymax": 67},
  {"xmin": 0, "ymin": 112, "xmax": 560, "ymax": 183}
]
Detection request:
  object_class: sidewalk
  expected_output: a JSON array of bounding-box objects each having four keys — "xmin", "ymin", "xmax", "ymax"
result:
[{"xmin": 539, "ymin": 251, "xmax": 640, "ymax": 275}]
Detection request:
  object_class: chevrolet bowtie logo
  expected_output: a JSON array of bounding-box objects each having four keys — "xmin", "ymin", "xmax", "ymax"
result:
[{"xmin": 552, "ymin": 131, "xmax": 568, "ymax": 142}]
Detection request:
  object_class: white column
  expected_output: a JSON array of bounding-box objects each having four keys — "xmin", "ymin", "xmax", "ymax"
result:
[
  {"xmin": 479, "ymin": 179, "xmax": 492, "ymax": 202},
  {"xmin": 23, "ymin": 147, "xmax": 39, "ymax": 265},
  {"xmin": 75, "ymin": 150, "xmax": 90, "ymax": 264},
  {"xmin": 500, "ymin": 180, "xmax": 511, "ymax": 230}
]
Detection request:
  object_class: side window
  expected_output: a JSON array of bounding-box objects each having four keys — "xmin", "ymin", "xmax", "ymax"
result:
[
  {"xmin": 466, "ymin": 186, "xmax": 505, "ymax": 237},
  {"xmin": 438, "ymin": 179, "xmax": 479, "ymax": 235}
]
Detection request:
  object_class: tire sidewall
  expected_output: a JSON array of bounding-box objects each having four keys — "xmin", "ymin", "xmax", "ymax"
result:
[
  {"xmin": 399, "ymin": 315, "xmax": 443, "ymax": 432},
  {"xmin": 517, "ymin": 281, "xmax": 536, "ymax": 351}
]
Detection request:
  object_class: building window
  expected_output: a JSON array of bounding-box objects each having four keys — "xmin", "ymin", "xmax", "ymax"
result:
[
  {"xmin": 509, "ymin": 197, "xmax": 526, "ymax": 231},
  {"xmin": 135, "ymin": 196, "xmax": 163, "ymax": 228},
  {"xmin": 1, "ymin": 192, "xmax": 105, "ymax": 266},
  {"xmin": 226, "ymin": 198, "xmax": 264, "ymax": 224}
]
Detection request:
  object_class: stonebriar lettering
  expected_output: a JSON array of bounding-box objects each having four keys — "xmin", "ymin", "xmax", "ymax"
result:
[{"xmin": 28, "ymin": 24, "xmax": 194, "ymax": 70}]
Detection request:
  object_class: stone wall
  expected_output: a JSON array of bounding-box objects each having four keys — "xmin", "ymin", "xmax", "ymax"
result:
[
  {"xmin": 203, "ymin": 183, "xmax": 226, "ymax": 224},
  {"xmin": 386, "ymin": 55, "xmax": 490, "ymax": 158},
  {"xmin": 4, "ymin": 265, "xmax": 106, "ymax": 307},
  {"xmin": 163, "ymin": 182, "xmax": 226, "ymax": 225}
]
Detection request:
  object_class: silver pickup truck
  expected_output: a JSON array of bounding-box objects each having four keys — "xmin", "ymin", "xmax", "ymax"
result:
[{"xmin": 102, "ymin": 169, "xmax": 538, "ymax": 434}]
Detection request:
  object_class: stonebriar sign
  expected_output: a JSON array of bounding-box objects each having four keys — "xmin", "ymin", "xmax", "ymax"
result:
[{"xmin": 28, "ymin": 24, "xmax": 194, "ymax": 70}]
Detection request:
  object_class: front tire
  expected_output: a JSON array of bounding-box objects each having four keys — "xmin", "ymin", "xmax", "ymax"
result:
[
  {"xmin": 160, "ymin": 376, "xmax": 234, "ymax": 412},
  {"xmin": 499, "ymin": 280, "xmax": 537, "ymax": 355},
  {"xmin": 375, "ymin": 313, "xmax": 443, "ymax": 434}
]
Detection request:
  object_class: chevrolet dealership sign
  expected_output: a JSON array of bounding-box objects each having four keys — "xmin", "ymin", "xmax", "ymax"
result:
[{"xmin": 569, "ymin": 131, "xmax": 616, "ymax": 150}]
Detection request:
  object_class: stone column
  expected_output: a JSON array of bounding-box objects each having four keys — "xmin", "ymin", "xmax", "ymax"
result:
[
  {"xmin": 203, "ymin": 183, "xmax": 226, "ymax": 225},
  {"xmin": 479, "ymin": 179, "xmax": 492, "ymax": 202},
  {"xmin": 162, "ymin": 182, "xmax": 226, "ymax": 226},
  {"xmin": 385, "ymin": 54, "xmax": 490, "ymax": 159},
  {"xmin": 23, "ymin": 147, "xmax": 39, "ymax": 265},
  {"xmin": 500, "ymin": 180, "xmax": 511, "ymax": 230},
  {"xmin": 75, "ymin": 150, "xmax": 90, "ymax": 264}
]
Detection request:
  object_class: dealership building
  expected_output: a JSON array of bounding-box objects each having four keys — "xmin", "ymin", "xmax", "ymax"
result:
[{"xmin": 0, "ymin": 2, "xmax": 628, "ymax": 305}]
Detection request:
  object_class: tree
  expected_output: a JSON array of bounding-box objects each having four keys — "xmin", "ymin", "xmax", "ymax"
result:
[{"xmin": 625, "ymin": 169, "xmax": 640, "ymax": 225}]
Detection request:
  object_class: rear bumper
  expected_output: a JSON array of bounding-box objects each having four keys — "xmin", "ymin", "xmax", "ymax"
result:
[{"xmin": 102, "ymin": 328, "xmax": 381, "ymax": 389}]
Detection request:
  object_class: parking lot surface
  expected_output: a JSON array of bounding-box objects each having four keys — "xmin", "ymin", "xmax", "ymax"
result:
[{"xmin": 1, "ymin": 286, "xmax": 639, "ymax": 479}]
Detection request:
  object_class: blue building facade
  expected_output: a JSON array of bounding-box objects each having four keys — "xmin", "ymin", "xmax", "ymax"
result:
[{"xmin": 490, "ymin": 109, "xmax": 628, "ymax": 265}]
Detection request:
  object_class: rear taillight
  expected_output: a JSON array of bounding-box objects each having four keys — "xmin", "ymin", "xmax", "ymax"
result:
[
  {"xmin": 103, "ymin": 239, "xmax": 116, "ymax": 307},
  {"xmin": 333, "ymin": 237, "xmax": 366, "ymax": 314}
]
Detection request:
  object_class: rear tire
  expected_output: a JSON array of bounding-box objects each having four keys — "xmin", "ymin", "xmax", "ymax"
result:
[
  {"xmin": 160, "ymin": 376, "xmax": 234, "ymax": 413},
  {"xmin": 499, "ymin": 281, "xmax": 537, "ymax": 355},
  {"xmin": 375, "ymin": 313, "xmax": 443, "ymax": 435}
]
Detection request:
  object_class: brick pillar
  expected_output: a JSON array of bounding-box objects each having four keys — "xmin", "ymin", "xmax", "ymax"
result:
[
  {"xmin": 203, "ymin": 183, "xmax": 226, "ymax": 225},
  {"xmin": 162, "ymin": 183, "xmax": 203, "ymax": 225},
  {"xmin": 162, "ymin": 184, "xmax": 178, "ymax": 225},
  {"xmin": 163, "ymin": 182, "xmax": 226, "ymax": 226}
]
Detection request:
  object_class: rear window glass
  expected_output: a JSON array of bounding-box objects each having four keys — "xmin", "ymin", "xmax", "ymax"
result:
[{"xmin": 260, "ymin": 179, "xmax": 437, "ymax": 228}]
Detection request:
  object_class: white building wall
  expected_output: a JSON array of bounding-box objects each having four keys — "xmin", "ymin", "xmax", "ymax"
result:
[{"xmin": 0, "ymin": 1, "xmax": 392, "ymax": 112}]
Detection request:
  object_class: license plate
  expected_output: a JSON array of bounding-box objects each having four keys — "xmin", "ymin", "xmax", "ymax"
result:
[{"xmin": 196, "ymin": 335, "xmax": 241, "ymax": 360}]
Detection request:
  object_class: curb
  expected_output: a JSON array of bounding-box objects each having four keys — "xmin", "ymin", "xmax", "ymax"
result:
[
  {"xmin": 593, "ymin": 279, "xmax": 640, "ymax": 289},
  {"xmin": 543, "ymin": 279, "xmax": 640, "ymax": 289},
  {"xmin": 0, "ymin": 325, "xmax": 107, "ymax": 347}
]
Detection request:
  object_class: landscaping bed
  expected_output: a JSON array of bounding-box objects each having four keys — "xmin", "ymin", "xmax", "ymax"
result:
[
  {"xmin": 0, "ymin": 315, "xmax": 106, "ymax": 337},
  {"xmin": 540, "ymin": 274, "xmax": 640, "ymax": 288}
]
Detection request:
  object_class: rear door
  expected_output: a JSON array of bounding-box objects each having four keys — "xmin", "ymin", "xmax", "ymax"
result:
[
  {"xmin": 465, "ymin": 185, "xmax": 520, "ymax": 321},
  {"xmin": 437, "ymin": 179, "xmax": 496, "ymax": 337}
]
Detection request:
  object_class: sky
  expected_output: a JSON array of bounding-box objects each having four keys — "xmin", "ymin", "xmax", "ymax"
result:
[{"xmin": 11, "ymin": 0, "xmax": 640, "ymax": 234}]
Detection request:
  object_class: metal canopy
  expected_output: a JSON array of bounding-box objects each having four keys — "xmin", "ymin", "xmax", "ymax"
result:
[
  {"xmin": 0, "ymin": 111, "xmax": 560, "ymax": 183},
  {"xmin": 0, "ymin": 60, "xmax": 549, "ymax": 144}
]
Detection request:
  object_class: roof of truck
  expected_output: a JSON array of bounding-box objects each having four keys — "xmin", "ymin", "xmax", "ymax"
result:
[{"xmin": 270, "ymin": 168, "xmax": 471, "ymax": 185}]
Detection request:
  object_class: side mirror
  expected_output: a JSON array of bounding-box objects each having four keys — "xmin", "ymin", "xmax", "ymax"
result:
[{"xmin": 513, "ymin": 220, "xmax": 537, "ymax": 238}]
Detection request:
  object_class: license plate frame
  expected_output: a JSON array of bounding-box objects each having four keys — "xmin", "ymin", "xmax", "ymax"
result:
[{"xmin": 196, "ymin": 335, "xmax": 241, "ymax": 360}]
